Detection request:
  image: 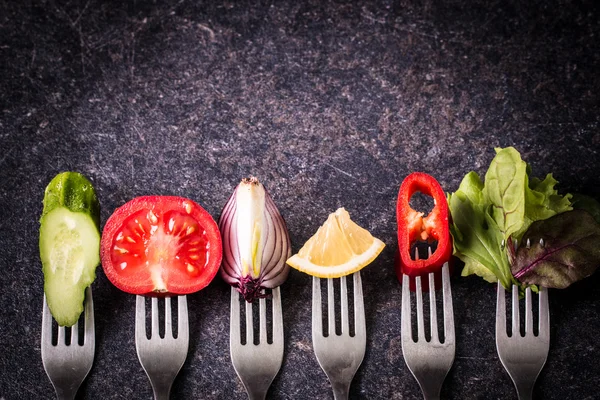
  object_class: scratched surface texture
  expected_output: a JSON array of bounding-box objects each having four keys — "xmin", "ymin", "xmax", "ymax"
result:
[{"xmin": 1, "ymin": 0, "xmax": 599, "ymax": 399}]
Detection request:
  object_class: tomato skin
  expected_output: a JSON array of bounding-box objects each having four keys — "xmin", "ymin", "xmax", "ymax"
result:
[{"xmin": 101, "ymin": 196, "xmax": 222, "ymax": 295}]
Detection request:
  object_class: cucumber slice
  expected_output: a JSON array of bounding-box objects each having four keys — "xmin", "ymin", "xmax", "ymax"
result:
[{"xmin": 39, "ymin": 172, "xmax": 100, "ymax": 327}]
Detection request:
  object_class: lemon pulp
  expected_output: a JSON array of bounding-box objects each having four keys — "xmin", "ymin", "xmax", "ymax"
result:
[{"xmin": 286, "ymin": 208, "xmax": 385, "ymax": 278}]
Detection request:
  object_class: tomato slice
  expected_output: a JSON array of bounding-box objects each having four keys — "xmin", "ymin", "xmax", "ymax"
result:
[{"xmin": 101, "ymin": 196, "xmax": 222, "ymax": 295}]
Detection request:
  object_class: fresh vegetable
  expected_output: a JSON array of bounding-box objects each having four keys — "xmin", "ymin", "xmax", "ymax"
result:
[
  {"xmin": 510, "ymin": 210, "xmax": 600, "ymax": 289},
  {"xmin": 39, "ymin": 172, "xmax": 100, "ymax": 327},
  {"xmin": 395, "ymin": 172, "xmax": 452, "ymax": 282},
  {"xmin": 219, "ymin": 177, "xmax": 291, "ymax": 302},
  {"xmin": 101, "ymin": 196, "xmax": 222, "ymax": 295},
  {"xmin": 447, "ymin": 147, "xmax": 588, "ymax": 290},
  {"xmin": 448, "ymin": 171, "xmax": 514, "ymax": 288},
  {"xmin": 286, "ymin": 207, "xmax": 385, "ymax": 278}
]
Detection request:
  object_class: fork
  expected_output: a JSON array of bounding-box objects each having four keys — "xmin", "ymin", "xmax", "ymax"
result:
[
  {"xmin": 401, "ymin": 262, "xmax": 455, "ymax": 400},
  {"xmin": 496, "ymin": 284, "xmax": 550, "ymax": 400},
  {"xmin": 312, "ymin": 272, "xmax": 366, "ymax": 400},
  {"xmin": 41, "ymin": 286, "xmax": 95, "ymax": 400},
  {"xmin": 135, "ymin": 295, "xmax": 189, "ymax": 400},
  {"xmin": 230, "ymin": 286, "xmax": 284, "ymax": 400}
]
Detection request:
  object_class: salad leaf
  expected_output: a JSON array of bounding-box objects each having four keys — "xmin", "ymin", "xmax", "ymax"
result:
[
  {"xmin": 483, "ymin": 147, "xmax": 528, "ymax": 241},
  {"xmin": 448, "ymin": 172, "xmax": 514, "ymax": 288},
  {"xmin": 512, "ymin": 210, "xmax": 600, "ymax": 288},
  {"xmin": 448, "ymin": 146, "xmax": 573, "ymax": 290},
  {"xmin": 529, "ymin": 173, "xmax": 572, "ymax": 216},
  {"xmin": 512, "ymin": 172, "xmax": 572, "ymax": 240}
]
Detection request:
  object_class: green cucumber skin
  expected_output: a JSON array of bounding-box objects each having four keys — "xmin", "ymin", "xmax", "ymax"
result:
[
  {"xmin": 41, "ymin": 172, "xmax": 100, "ymax": 231},
  {"xmin": 40, "ymin": 172, "xmax": 100, "ymax": 327}
]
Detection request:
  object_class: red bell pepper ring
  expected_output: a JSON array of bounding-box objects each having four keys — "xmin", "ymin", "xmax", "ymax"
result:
[{"xmin": 395, "ymin": 172, "xmax": 452, "ymax": 285}]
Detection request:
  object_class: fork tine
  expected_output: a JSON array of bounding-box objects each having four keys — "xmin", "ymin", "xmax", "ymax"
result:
[
  {"xmin": 164, "ymin": 297, "xmax": 173, "ymax": 338},
  {"xmin": 272, "ymin": 287, "xmax": 283, "ymax": 344},
  {"xmin": 538, "ymin": 286, "xmax": 549, "ymax": 339},
  {"xmin": 151, "ymin": 297, "xmax": 160, "ymax": 337},
  {"xmin": 72, "ymin": 290, "xmax": 90, "ymax": 345},
  {"xmin": 57, "ymin": 325, "xmax": 65, "ymax": 345},
  {"xmin": 340, "ymin": 275, "xmax": 349, "ymax": 335},
  {"xmin": 135, "ymin": 295, "xmax": 146, "ymax": 341},
  {"xmin": 428, "ymin": 272, "xmax": 438, "ymax": 343},
  {"xmin": 230, "ymin": 288, "xmax": 241, "ymax": 342},
  {"xmin": 496, "ymin": 282, "xmax": 506, "ymax": 337},
  {"xmin": 427, "ymin": 245, "xmax": 436, "ymax": 342},
  {"xmin": 402, "ymin": 274, "xmax": 411, "ymax": 341},
  {"xmin": 312, "ymin": 277, "xmax": 322, "ymax": 335},
  {"xmin": 442, "ymin": 264, "xmax": 454, "ymax": 342},
  {"xmin": 259, "ymin": 296, "xmax": 267, "ymax": 344},
  {"xmin": 511, "ymin": 285, "xmax": 520, "ymax": 337},
  {"xmin": 42, "ymin": 294, "xmax": 53, "ymax": 345},
  {"xmin": 353, "ymin": 271, "xmax": 365, "ymax": 337},
  {"xmin": 245, "ymin": 300, "xmax": 253, "ymax": 344},
  {"xmin": 327, "ymin": 278, "xmax": 335, "ymax": 335},
  {"xmin": 415, "ymin": 276, "xmax": 425, "ymax": 341},
  {"xmin": 71, "ymin": 321, "xmax": 79, "ymax": 346},
  {"xmin": 525, "ymin": 287, "xmax": 533, "ymax": 334},
  {"xmin": 178, "ymin": 296, "xmax": 189, "ymax": 342},
  {"xmin": 84, "ymin": 287, "xmax": 94, "ymax": 346}
]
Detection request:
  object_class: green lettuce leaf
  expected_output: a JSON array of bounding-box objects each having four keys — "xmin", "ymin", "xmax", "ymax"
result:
[
  {"xmin": 461, "ymin": 257, "xmax": 501, "ymax": 284},
  {"xmin": 512, "ymin": 172, "xmax": 572, "ymax": 240},
  {"xmin": 448, "ymin": 146, "xmax": 573, "ymax": 290},
  {"xmin": 512, "ymin": 210, "xmax": 600, "ymax": 288},
  {"xmin": 448, "ymin": 172, "xmax": 514, "ymax": 288},
  {"xmin": 483, "ymin": 147, "xmax": 528, "ymax": 241}
]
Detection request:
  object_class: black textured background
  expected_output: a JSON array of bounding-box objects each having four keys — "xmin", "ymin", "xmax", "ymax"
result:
[{"xmin": 1, "ymin": 1, "xmax": 599, "ymax": 399}]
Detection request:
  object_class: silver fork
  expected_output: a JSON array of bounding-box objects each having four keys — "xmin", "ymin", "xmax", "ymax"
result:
[
  {"xmin": 496, "ymin": 284, "xmax": 549, "ymax": 400},
  {"xmin": 41, "ymin": 286, "xmax": 95, "ymax": 400},
  {"xmin": 312, "ymin": 272, "xmax": 366, "ymax": 400},
  {"xmin": 135, "ymin": 295, "xmax": 189, "ymax": 400},
  {"xmin": 230, "ymin": 286, "xmax": 284, "ymax": 400},
  {"xmin": 401, "ymin": 263, "xmax": 455, "ymax": 400}
]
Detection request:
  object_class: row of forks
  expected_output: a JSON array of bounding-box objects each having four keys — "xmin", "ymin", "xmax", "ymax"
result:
[
  {"xmin": 42, "ymin": 289, "xmax": 189, "ymax": 400},
  {"xmin": 41, "ymin": 264, "xmax": 550, "ymax": 400},
  {"xmin": 400, "ymin": 246, "xmax": 549, "ymax": 400},
  {"xmin": 305, "ymin": 246, "xmax": 549, "ymax": 399}
]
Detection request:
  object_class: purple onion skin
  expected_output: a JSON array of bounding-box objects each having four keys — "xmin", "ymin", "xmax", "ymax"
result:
[{"xmin": 218, "ymin": 177, "xmax": 291, "ymax": 302}]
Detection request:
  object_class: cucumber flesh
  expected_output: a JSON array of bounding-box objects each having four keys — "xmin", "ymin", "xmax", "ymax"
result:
[
  {"xmin": 39, "ymin": 172, "xmax": 100, "ymax": 327},
  {"xmin": 40, "ymin": 208, "xmax": 100, "ymax": 326}
]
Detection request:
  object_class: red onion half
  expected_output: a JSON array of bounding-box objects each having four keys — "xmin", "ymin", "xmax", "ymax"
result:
[{"xmin": 218, "ymin": 177, "xmax": 291, "ymax": 302}]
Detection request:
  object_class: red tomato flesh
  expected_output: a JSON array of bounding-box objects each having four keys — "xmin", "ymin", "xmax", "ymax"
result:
[{"xmin": 101, "ymin": 196, "xmax": 222, "ymax": 295}]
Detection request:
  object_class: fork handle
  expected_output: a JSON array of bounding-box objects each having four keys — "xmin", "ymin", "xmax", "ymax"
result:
[
  {"xmin": 55, "ymin": 387, "xmax": 77, "ymax": 400},
  {"xmin": 247, "ymin": 390, "xmax": 266, "ymax": 400},
  {"xmin": 332, "ymin": 381, "xmax": 350, "ymax": 400},
  {"xmin": 514, "ymin": 381, "xmax": 534, "ymax": 400},
  {"xmin": 420, "ymin": 384, "xmax": 441, "ymax": 400},
  {"xmin": 152, "ymin": 386, "xmax": 171, "ymax": 400}
]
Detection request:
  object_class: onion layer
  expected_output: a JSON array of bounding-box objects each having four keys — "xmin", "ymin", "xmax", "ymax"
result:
[{"xmin": 218, "ymin": 177, "xmax": 291, "ymax": 302}]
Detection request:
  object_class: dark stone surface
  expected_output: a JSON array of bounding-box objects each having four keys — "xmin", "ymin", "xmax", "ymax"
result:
[{"xmin": 1, "ymin": 0, "xmax": 599, "ymax": 399}]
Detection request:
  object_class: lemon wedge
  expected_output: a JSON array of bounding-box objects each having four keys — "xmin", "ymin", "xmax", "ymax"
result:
[{"xmin": 286, "ymin": 207, "xmax": 385, "ymax": 278}]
